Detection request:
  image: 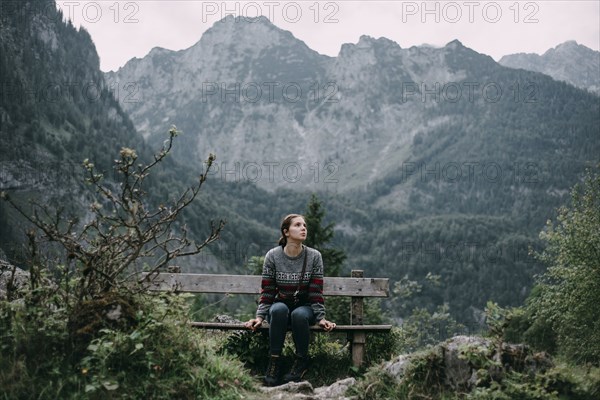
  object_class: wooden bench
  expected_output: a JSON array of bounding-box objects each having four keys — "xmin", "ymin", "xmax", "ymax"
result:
[{"xmin": 143, "ymin": 269, "xmax": 391, "ymax": 367}]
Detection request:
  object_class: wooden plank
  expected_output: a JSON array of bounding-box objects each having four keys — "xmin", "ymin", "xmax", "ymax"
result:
[
  {"xmin": 351, "ymin": 270, "xmax": 366, "ymax": 367},
  {"xmin": 141, "ymin": 273, "xmax": 389, "ymax": 297},
  {"xmin": 189, "ymin": 321, "xmax": 393, "ymax": 332},
  {"xmin": 351, "ymin": 332, "xmax": 367, "ymax": 367},
  {"xmin": 350, "ymin": 269, "xmax": 367, "ymax": 367},
  {"xmin": 351, "ymin": 270, "xmax": 365, "ymax": 325}
]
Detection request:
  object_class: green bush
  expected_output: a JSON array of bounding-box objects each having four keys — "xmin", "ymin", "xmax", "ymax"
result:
[
  {"xmin": 304, "ymin": 333, "xmax": 352, "ymax": 386},
  {"xmin": 349, "ymin": 341, "xmax": 600, "ymax": 400},
  {"xmin": 496, "ymin": 287, "xmax": 558, "ymax": 354},
  {"xmin": 0, "ymin": 131, "xmax": 255, "ymax": 398},
  {"xmin": 221, "ymin": 328, "xmax": 353, "ymax": 387},
  {"xmin": 220, "ymin": 321, "xmax": 399, "ymax": 387},
  {"xmin": 0, "ymin": 292, "xmax": 74, "ymax": 398},
  {"xmin": 0, "ymin": 291, "xmax": 257, "ymax": 399},
  {"xmin": 528, "ymin": 166, "xmax": 600, "ymax": 364},
  {"xmin": 77, "ymin": 293, "xmax": 255, "ymax": 399},
  {"xmin": 221, "ymin": 329, "xmax": 271, "ymax": 373},
  {"xmin": 365, "ymin": 327, "xmax": 402, "ymax": 365},
  {"xmin": 349, "ymin": 347, "xmax": 447, "ymax": 400},
  {"xmin": 347, "ymin": 364, "xmax": 405, "ymax": 400},
  {"xmin": 395, "ymin": 304, "xmax": 466, "ymax": 354}
]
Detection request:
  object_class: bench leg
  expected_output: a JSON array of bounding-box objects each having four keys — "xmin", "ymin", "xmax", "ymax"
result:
[{"xmin": 351, "ymin": 332, "xmax": 366, "ymax": 367}]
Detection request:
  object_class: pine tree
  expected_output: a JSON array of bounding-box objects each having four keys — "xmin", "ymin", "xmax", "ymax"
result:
[
  {"xmin": 528, "ymin": 165, "xmax": 600, "ymax": 364},
  {"xmin": 304, "ymin": 194, "xmax": 346, "ymax": 277}
]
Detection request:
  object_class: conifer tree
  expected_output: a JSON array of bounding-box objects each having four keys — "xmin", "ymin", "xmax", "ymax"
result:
[{"xmin": 304, "ymin": 194, "xmax": 346, "ymax": 277}]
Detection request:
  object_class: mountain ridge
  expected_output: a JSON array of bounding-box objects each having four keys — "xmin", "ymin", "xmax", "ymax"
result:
[
  {"xmin": 3, "ymin": 7, "xmax": 599, "ymax": 324},
  {"xmin": 500, "ymin": 41, "xmax": 600, "ymax": 94},
  {"xmin": 104, "ymin": 16, "xmax": 599, "ymax": 321},
  {"xmin": 106, "ymin": 17, "xmax": 598, "ymax": 196},
  {"xmin": 104, "ymin": 18, "xmax": 483, "ymax": 193}
]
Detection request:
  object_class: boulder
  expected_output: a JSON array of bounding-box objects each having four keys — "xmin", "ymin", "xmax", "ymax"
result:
[
  {"xmin": 382, "ymin": 354, "xmax": 411, "ymax": 381},
  {"xmin": 0, "ymin": 259, "xmax": 30, "ymax": 300},
  {"xmin": 377, "ymin": 335, "xmax": 554, "ymax": 391},
  {"xmin": 258, "ymin": 377, "xmax": 357, "ymax": 399},
  {"xmin": 442, "ymin": 335, "xmax": 491, "ymax": 390},
  {"xmin": 314, "ymin": 378, "xmax": 357, "ymax": 399}
]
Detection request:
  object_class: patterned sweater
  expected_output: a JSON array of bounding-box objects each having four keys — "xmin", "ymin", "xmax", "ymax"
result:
[{"xmin": 256, "ymin": 245, "xmax": 326, "ymax": 321}]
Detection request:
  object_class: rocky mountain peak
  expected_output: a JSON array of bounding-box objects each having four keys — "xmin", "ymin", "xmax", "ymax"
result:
[
  {"xmin": 552, "ymin": 40, "xmax": 580, "ymax": 52},
  {"xmin": 499, "ymin": 41, "xmax": 600, "ymax": 94},
  {"xmin": 337, "ymin": 35, "xmax": 403, "ymax": 69},
  {"xmin": 356, "ymin": 35, "xmax": 400, "ymax": 49},
  {"xmin": 444, "ymin": 39, "xmax": 465, "ymax": 50},
  {"xmin": 147, "ymin": 46, "xmax": 174, "ymax": 57},
  {"xmin": 175, "ymin": 15, "xmax": 327, "ymax": 81},
  {"xmin": 188, "ymin": 15, "xmax": 309, "ymax": 57},
  {"xmin": 340, "ymin": 35, "xmax": 401, "ymax": 53},
  {"xmin": 105, "ymin": 18, "xmax": 599, "ymax": 198},
  {"xmin": 543, "ymin": 40, "xmax": 596, "ymax": 59}
]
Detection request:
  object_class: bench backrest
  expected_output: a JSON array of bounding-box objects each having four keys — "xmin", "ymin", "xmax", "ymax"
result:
[{"xmin": 143, "ymin": 272, "xmax": 389, "ymax": 297}]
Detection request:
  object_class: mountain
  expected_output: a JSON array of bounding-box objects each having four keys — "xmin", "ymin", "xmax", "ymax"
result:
[
  {"xmin": 0, "ymin": 0, "xmax": 144, "ymax": 173},
  {"xmin": 105, "ymin": 22, "xmax": 503, "ymax": 192},
  {"xmin": 106, "ymin": 19, "xmax": 598, "ymax": 210},
  {"xmin": 0, "ymin": 0, "xmax": 161, "ymax": 268},
  {"xmin": 105, "ymin": 16, "xmax": 334, "ymax": 192},
  {"xmin": 106, "ymin": 17, "xmax": 600, "ymax": 322},
  {"xmin": 0, "ymin": 3, "xmax": 283, "ymax": 274},
  {"xmin": 4, "ymin": 9, "xmax": 599, "ymax": 325},
  {"xmin": 0, "ymin": 0, "xmax": 138, "ymax": 256},
  {"xmin": 499, "ymin": 41, "xmax": 600, "ymax": 95}
]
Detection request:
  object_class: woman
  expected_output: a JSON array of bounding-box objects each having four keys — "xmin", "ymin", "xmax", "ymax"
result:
[{"xmin": 245, "ymin": 214, "xmax": 336, "ymax": 386}]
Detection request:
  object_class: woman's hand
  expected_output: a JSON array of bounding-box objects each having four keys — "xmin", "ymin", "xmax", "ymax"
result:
[
  {"xmin": 244, "ymin": 317, "xmax": 264, "ymax": 331},
  {"xmin": 319, "ymin": 318, "xmax": 336, "ymax": 332}
]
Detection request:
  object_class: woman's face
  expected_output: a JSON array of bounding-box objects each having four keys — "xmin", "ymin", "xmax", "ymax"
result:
[{"xmin": 285, "ymin": 216, "xmax": 307, "ymax": 243}]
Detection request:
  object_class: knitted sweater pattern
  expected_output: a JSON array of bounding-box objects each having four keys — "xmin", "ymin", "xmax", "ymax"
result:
[{"xmin": 256, "ymin": 245, "xmax": 326, "ymax": 321}]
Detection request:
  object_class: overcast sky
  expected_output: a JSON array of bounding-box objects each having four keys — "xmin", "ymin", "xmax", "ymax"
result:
[{"xmin": 55, "ymin": 0, "xmax": 600, "ymax": 72}]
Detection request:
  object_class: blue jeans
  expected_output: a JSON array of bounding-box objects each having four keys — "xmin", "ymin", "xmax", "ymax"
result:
[{"xmin": 268, "ymin": 302, "xmax": 315, "ymax": 357}]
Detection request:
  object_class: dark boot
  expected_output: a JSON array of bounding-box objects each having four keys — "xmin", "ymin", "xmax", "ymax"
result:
[
  {"xmin": 264, "ymin": 355, "xmax": 282, "ymax": 386},
  {"xmin": 283, "ymin": 354, "xmax": 309, "ymax": 383}
]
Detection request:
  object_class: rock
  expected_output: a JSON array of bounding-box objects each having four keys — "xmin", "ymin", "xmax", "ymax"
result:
[
  {"xmin": 0, "ymin": 259, "xmax": 30, "ymax": 300},
  {"xmin": 258, "ymin": 378, "xmax": 357, "ymax": 400},
  {"xmin": 499, "ymin": 41, "xmax": 600, "ymax": 95},
  {"xmin": 260, "ymin": 381, "xmax": 314, "ymax": 399},
  {"xmin": 249, "ymin": 334, "xmax": 550, "ymax": 399},
  {"xmin": 439, "ymin": 336, "xmax": 553, "ymax": 390},
  {"xmin": 442, "ymin": 335, "xmax": 491, "ymax": 390},
  {"xmin": 105, "ymin": 304, "xmax": 122, "ymax": 321},
  {"xmin": 314, "ymin": 377, "xmax": 357, "ymax": 399},
  {"xmin": 500, "ymin": 342, "xmax": 529, "ymax": 371},
  {"xmin": 382, "ymin": 354, "xmax": 411, "ymax": 381},
  {"xmin": 376, "ymin": 335, "xmax": 547, "ymax": 392}
]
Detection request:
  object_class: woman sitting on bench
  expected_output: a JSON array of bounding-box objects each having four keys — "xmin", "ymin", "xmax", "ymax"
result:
[{"xmin": 245, "ymin": 213, "xmax": 336, "ymax": 386}]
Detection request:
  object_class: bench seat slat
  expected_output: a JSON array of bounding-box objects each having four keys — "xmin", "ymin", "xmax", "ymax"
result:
[
  {"xmin": 143, "ymin": 273, "xmax": 389, "ymax": 297},
  {"xmin": 190, "ymin": 321, "xmax": 393, "ymax": 332}
]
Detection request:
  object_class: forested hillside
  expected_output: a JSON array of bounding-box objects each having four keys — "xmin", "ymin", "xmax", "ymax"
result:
[
  {"xmin": 0, "ymin": 1, "xmax": 271, "ymax": 272},
  {"xmin": 2, "ymin": 3, "xmax": 598, "ymax": 326},
  {"xmin": 107, "ymin": 17, "xmax": 599, "ymax": 324},
  {"xmin": 0, "ymin": 0, "xmax": 145, "ymax": 261},
  {"xmin": 1, "ymin": 3, "xmax": 599, "ymax": 398},
  {"xmin": 0, "ymin": 0, "xmax": 143, "ymax": 171}
]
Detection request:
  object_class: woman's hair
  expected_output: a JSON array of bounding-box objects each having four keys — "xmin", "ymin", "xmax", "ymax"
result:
[{"xmin": 278, "ymin": 213, "xmax": 305, "ymax": 247}]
